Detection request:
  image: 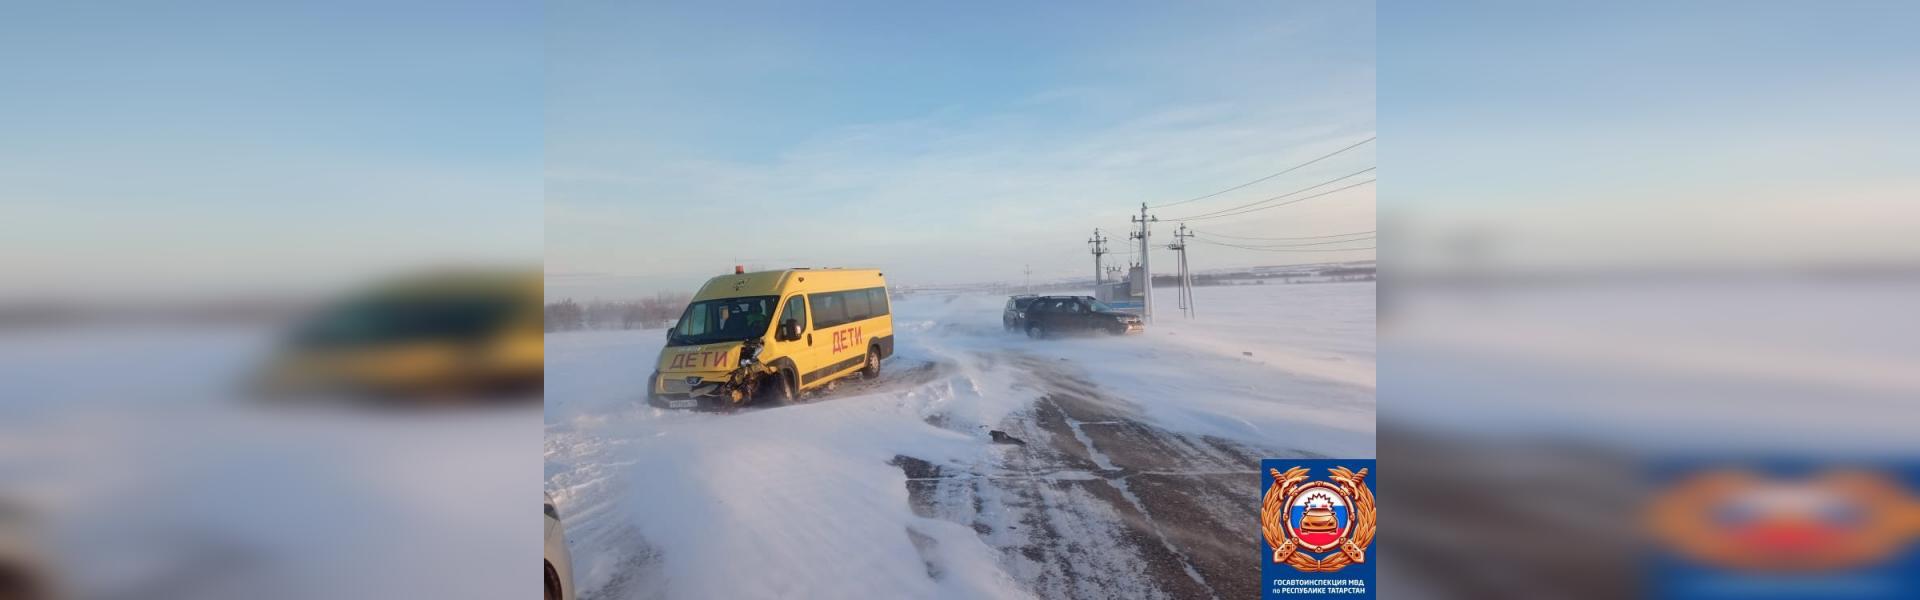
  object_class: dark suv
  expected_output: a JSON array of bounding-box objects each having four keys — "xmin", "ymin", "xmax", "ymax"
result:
[
  {"xmin": 1002, "ymin": 295, "xmax": 1040, "ymax": 331},
  {"xmin": 1014, "ymin": 295, "xmax": 1144, "ymax": 338}
]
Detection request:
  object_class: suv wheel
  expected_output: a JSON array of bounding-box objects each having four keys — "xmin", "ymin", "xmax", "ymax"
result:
[
  {"xmin": 545, "ymin": 560, "xmax": 562, "ymax": 600},
  {"xmin": 1025, "ymin": 323, "xmax": 1045, "ymax": 340}
]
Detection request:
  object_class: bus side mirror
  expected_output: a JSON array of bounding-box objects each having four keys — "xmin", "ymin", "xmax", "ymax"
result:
[{"xmin": 777, "ymin": 320, "xmax": 802, "ymax": 341}]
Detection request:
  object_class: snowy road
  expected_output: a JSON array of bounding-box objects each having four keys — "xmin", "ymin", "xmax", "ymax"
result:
[
  {"xmin": 893, "ymin": 352, "xmax": 1303, "ymax": 600},
  {"xmin": 544, "ymin": 283, "xmax": 1374, "ymax": 599}
]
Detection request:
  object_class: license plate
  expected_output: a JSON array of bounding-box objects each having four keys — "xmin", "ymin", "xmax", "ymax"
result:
[{"xmin": 668, "ymin": 399, "xmax": 696, "ymax": 409}]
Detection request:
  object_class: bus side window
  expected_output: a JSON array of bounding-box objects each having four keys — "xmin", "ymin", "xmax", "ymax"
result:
[
  {"xmin": 869, "ymin": 288, "xmax": 889, "ymax": 316},
  {"xmin": 681, "ymin": 303, "xmax": 710, "ymax": 334},
  {"xmin": 844, "ymin": 289, "xmax": 872, "ymax": 322},
  {"xmin": 812, "ymin": 293, "xmax": 846, "ymax": 328},
  {"xmin": 782, "ymin": 296, "xmax": 808, "ymax": 332}
]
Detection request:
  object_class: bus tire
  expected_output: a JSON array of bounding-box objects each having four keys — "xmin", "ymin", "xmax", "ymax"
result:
[
  {"xmin": 755, "ymin": 370, "xmax": 795, "ymax": 406},
  {"xmin": 862, "ymin": 346, "xmax": 882, "ymax": 379}
]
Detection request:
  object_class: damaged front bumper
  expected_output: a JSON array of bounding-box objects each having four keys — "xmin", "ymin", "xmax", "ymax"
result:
[{"xmin": 646, "ymin": 363, "xmax": 775, "ymax": 410}]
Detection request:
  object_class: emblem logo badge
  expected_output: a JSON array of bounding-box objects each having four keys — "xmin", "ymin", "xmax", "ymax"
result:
[
  {"xmin": 1649, "ymin": 466, "xmax": 1914, "ymax": 572},
  {"xmin": 1262, "ymin": 465, "xmax": 1375, "ymax": 573}
]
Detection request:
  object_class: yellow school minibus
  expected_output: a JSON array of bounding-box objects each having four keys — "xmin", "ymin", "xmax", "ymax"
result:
[
  {"xmin": 254, "ymin": 270, "xmax": 544, "ymax": 402},
  {"xmin": 648, "ymin": 267, "xmax": 894, "ymax": 409}
]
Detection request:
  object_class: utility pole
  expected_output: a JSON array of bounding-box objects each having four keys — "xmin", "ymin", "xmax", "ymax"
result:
[
  {"xmin": 1088, "ymin": 229, "xmax": 1109, "ymax": 286},
  {"xmin": 1172, "ymin": 223, "xmax": 1196, "ymax": 317},
  {"xmin": 1169, "ymin": 226, "xmax": 1186, "ymax": 314},
  {"xmin": 1175, "ymin": 226, "xmax": 1190, "ymax": 317},
  {"xmin": 1024, "ymin": 264, "xmax": 1032, "ymax": 295},
  {"xmin": 1131, "ymin": 203, "xmax": 1159, "ymax": 323}
]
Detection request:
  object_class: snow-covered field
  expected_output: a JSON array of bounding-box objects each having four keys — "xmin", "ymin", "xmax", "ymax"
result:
[
  {"xmin": 1385, "ymin": 278, "xmax": 1920, "ymax": 452},
  {"xmin": 0, "ymin": 325, "xmax": 539, "ymax": 600},
  {"xmin": 544, "ymin": 281, "xmax": 1374, "ymax": 599}
]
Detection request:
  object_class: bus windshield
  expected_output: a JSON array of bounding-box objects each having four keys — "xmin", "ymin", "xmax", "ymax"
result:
[
  {"xmin": 294, "ymin": 294, "xmax": 516, "ymax": 348},
  {"xmin": 667, "ymin": 296, "xmax": 778, "ymax": 346}
]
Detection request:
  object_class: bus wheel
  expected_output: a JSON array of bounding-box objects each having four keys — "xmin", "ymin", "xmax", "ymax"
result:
[
  {"xmin": 862, "ymin": 346, "xmax": 881, "ymax": 378},
  {"xmin": 756, "ymin": 371, "xmax": 794, "ymax": 405}
]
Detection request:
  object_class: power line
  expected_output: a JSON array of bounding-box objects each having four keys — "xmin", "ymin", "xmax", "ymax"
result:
[
  {"xmin": 1194, "ymin": 238, "xmax": 1376, "ymax": 253},
  {"xmin": 1190, "ymin": 230, "xmax": 1374, "ymax": 248},
  {"xmin": 1165, "ymin": 167, "xmax": 1374, "ymax": 221},
  {"xmin": 1149, "ymin": 136, "xmax": 1376, "ymax": 209},
  {"xmin": 1195, "ymin": 234, "xmax": 1376, "ymax": 248},
  {"xmin": 1198, "ymin": 229, "xmax": 1375, "ymax": 241},
  {"xmin": 1159, "ymin": 180, "xmax": 1374, "ymax": 225}
]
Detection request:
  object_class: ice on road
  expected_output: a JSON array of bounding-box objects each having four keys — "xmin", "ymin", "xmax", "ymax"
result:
[{"xmin": 544, "ymin": 282, "xmax": 1374, "ymax": 599}]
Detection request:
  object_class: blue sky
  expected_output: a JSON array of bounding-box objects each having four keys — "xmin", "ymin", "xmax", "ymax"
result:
[
  {"xmin": 548, "ymin": 1, "xmax": 1375, "ymax": 298},
  {"xmin": 8, "ymin": 2, "xmax": 1910, "ymax": 300},
  {"xmin": 1, "ymin": 1, "xmax": 542, "ymax": 299},
  {"xmin": 1381, "ymin": 2, "xmax": 1919, "ymax": 270}
]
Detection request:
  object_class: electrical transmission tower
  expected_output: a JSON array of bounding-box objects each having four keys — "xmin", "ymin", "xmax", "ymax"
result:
[
  {"xmin": 1088, "ymin": 229, "xmax": 1109, "ymax": 286},
  {"xmin": 1131, "ymin": 203, "xmax": 1159, "ymax": 322},
  {"xmin": 1170, "ymin": 223, "xmax": 1196, "ymax": 317}
]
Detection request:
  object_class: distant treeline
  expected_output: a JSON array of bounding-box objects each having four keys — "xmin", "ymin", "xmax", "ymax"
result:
[{"xmin": 544, "ymin": 292, "xmax": 693, "ymax": 332}]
